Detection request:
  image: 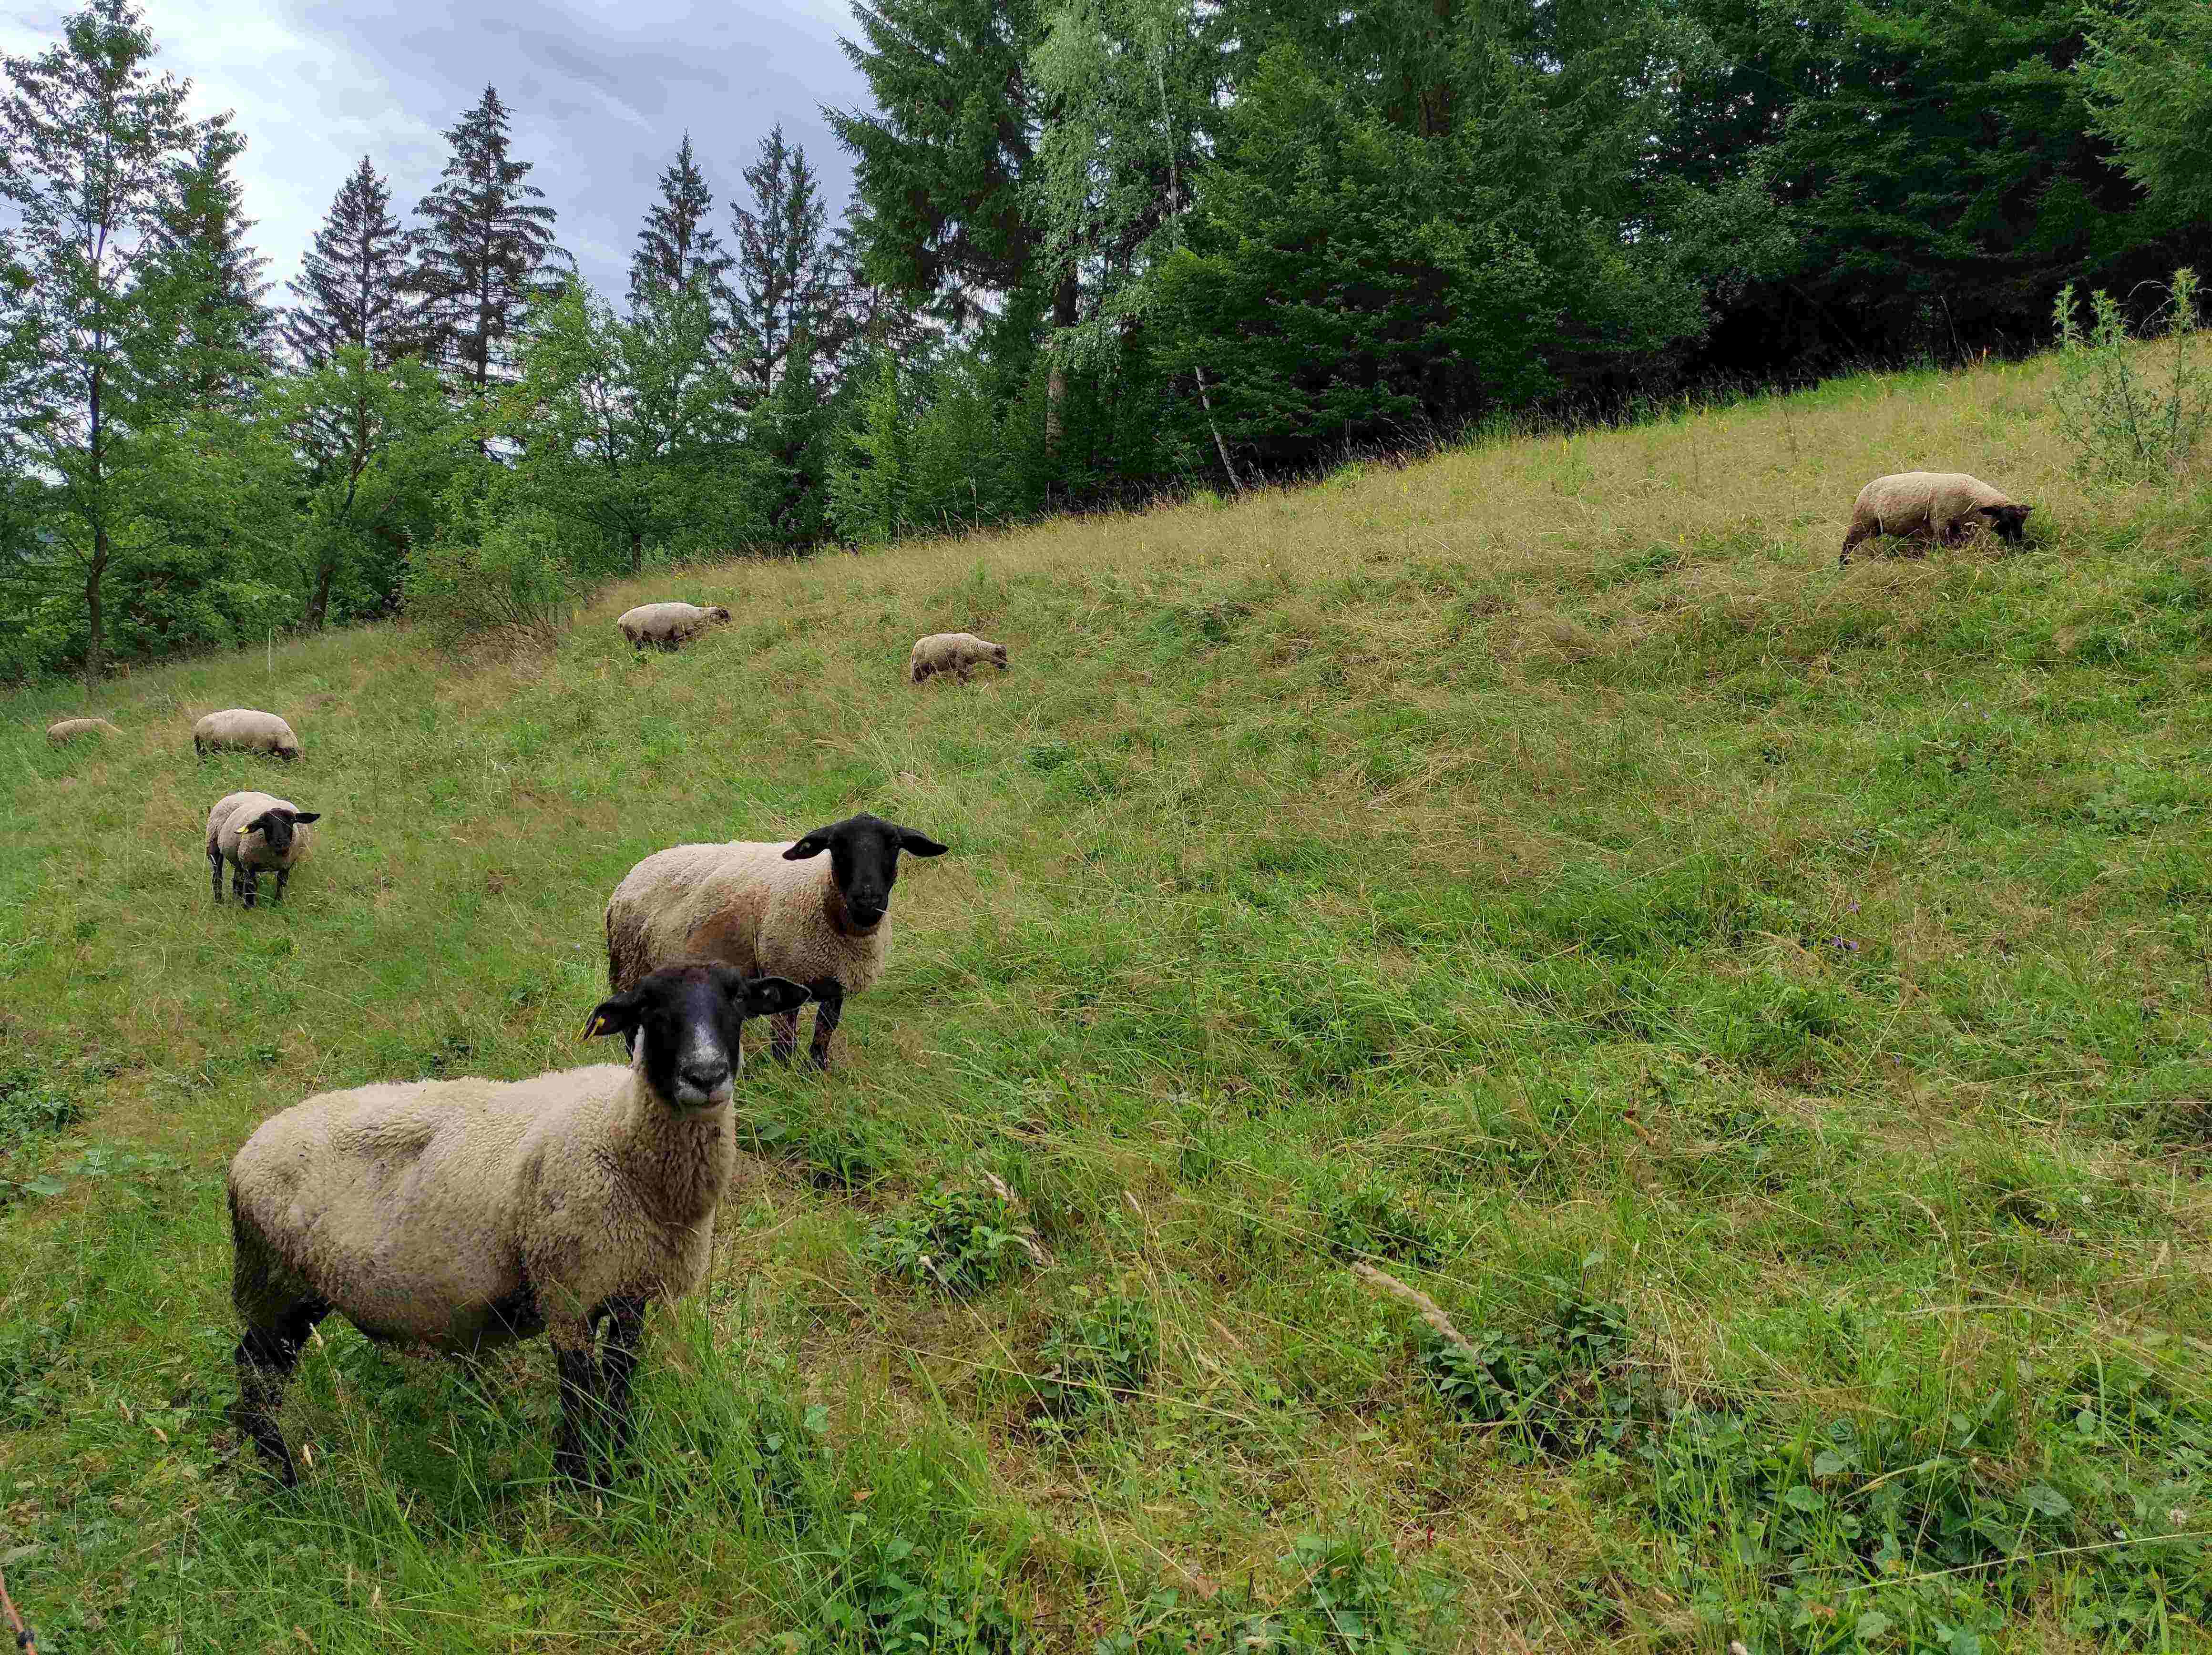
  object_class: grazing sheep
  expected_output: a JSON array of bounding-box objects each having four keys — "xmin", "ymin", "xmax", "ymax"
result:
[
  {"xmin": 46, "ymin": 717, "xmax": 120, "ymax": 744},
  {"xmin": 206, "ymin": 791, "xmax": 321, "ymax": 908},
  {"xmin": 195, "ymin": 708, "xmax": 302, "ymax": 760},
  {"xmin": 617, "ymin": 602, "xmax": 733, "ymax": 650},
  {"xmin": 604, "ymin": 813, "xmax": 948, "ymax": 1068},
  {"xmin": 909, "ymin": 632, "xmax": 1009, "ymax": 684},
  {"xmin": 1840, "ymin": 472, "xmax": 2033, "ymax": 565},
  {"xmin": 227, "ymin": 962, "xmax": 811, "ymax": 1487}
]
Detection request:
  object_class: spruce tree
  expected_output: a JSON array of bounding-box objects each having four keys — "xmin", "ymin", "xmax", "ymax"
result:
[
  {"xmin": 284, "ymin": 155, "xmax": 412, "ymax": 367},
  {"xmin": 629, "ymin": 133, "xmax": 731, "ymax": 306},
  {"xmin": 409, "ymin": 85, "xmax": 561, "ymax": 392},
  {"xmin": 728, "ymin": 124, "xmax": 835, "ymax": 400},
  {"xmin": 827, "ymin": 0, "xmax": 1050, "ymax": 319},
  {"xmin": 148, "ymin": 111, "xmax": 273, "ymax": 405}
]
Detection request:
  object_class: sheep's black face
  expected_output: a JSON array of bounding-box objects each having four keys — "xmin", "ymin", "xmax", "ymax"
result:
[
  {"xmin": 991, "ymin": 645, "xmax": 1009, "ymax": 671},
  {"xmin": 585, "ymin": 965, "xmax": 809, "ymax": 1108},
  {"xmin": 248, "ymin": 808, "xmax": 320, "ymax": 853},
  {"xmin": 1982, "ymin": 503, "xmax": 2032, "ymax": 544},
  {"xmin": 782, "ymin": 812, "xmax": 950, "ymax": 932}
]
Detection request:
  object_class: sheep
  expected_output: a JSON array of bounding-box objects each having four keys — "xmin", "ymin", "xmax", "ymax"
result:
[
  {"xmin": 617, "ymin": 602, "xmax": 733, "ymax": 651},
  {"xmin": 46, "ymin": 717, "xmax": 120, "ymax": 743},
  {"xmin": 195, "ymin": 708, "xmax": 302, "ymax": 761},
  {"xmin": 604, "ymin": 812, "xmax": 948, "ymax": 1069},
  {"xmin": 206, "ymin": 791, "xmax": 322, "ymax": 908},
  {"xmin": 1839, "ymin": 472, "xmax": 2033, "ymax": 565},
  {"xmin": 909, "ymin": 633, "xmax": 1009, "ymax": 684},
  {"xmin": 226, "ymin": 962, "xmax": 812, "ymax": 1488}
]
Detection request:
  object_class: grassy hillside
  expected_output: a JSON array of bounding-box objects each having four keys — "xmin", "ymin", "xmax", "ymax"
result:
[{"xmin": 5, "ymin": 353, "xmax": 2212, "ymax": 1654}]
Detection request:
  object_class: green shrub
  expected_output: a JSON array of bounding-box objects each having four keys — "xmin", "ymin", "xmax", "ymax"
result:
[
  {"xmin": 864, "ymin": 1182, "xmax": 1042, "ymax": 1295},
  {"xmin": 2051, "ymin": 267, "xmax": 2211, "ymax": 482},
  {"xmin": 403, "ymin": 509, "xmax": 576, "ymax": 651},
  {"xmin": 1034, "ymin": 1288, "xmax": 1158, "ymax": 1422}
]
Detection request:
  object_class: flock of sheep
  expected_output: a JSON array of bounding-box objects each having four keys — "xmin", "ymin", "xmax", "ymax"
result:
[
  {"xmin": 35, "ymin": 467, "xmax": 2031, "ymax": 1493},
  {"xmin": 36, "ymin": 615, "xmax": 1007, "ymax": 1488}
]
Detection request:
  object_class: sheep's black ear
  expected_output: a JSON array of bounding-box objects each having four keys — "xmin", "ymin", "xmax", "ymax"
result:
[
  {"xmin": 290, "ymin": 811, "xmax": 321, "ymax": 825},
  {"xmin": 783, "ymin": 831, "xmax": 831, "ymax": 861},
  {"xmin": 741, "ymin": 976, "xmax": 810, "ymax": 1018},
  {"xmin": 583, "ymin": 991, "xmax": 641, "ymax": 1041},
  {"xmin": 894, "ymin": 827, "xmax": 949, "ymax": 857}
]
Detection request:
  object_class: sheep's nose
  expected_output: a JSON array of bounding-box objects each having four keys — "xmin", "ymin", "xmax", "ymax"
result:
[{"xmin": 678, "ymin": 1061, "xmax": 731, "ymax": 1099}]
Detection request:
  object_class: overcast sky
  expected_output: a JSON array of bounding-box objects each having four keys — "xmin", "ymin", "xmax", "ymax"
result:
[{"xmin": 0, "ymin": 0, "xmax": 869, "ymax": 300}]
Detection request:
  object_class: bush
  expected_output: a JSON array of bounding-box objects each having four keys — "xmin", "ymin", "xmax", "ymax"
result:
[
  {"xmin": 2050, "ymin": 267, "xmax": 2211, "ymax": 482},
  {"xmin": 863, "ymin": 1181, "xmax": 1043, "ymax": 1296},
  {"xmin": 1033, "ymin": 1288, "xmax": 1157, "ymax": 1422},
  {"xmin": 403, "ymin": 509, "xmax": 576, "ymax": 652}
]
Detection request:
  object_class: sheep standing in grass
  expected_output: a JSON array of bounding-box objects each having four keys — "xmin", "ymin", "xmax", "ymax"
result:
[
  {"xmin": 206, "ymin": 792, "xmax": 321, "ymax": 908},
  {"xmin": 910, "ymin": 633, "xmax": 1009, "ymax": 684},
  {"xmin": 195, "ymin": 708, "xmax": 302, "ymax": 760},
  {"xmin": 47, "ymin": 717, "xmax": 120, "ymax": 743},
  {"xmin": 604, "ymin": 813, "xmax": 948, "ymax": 1068},
  {"xmin": 1839, "ymin": 473, "xmax": 2033, "ymax": 565},
  {"xmin": 617, "ymin": 602, "xmax": 732, "ymax": 650},
  {"xmin": 226, "ymin": 963, "xmax": 811, "ymax": 1487}
]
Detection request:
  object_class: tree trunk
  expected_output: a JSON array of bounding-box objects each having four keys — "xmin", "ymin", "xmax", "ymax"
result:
[
  {"xmin": 84, "ymin": 527, "xmax": 108, "ymax": 686},
  {"xmin": 629, "ymin": 528, "xmax": 643, "ymax": 575},
  {"xmin": 1194, "ymin": 367, "xmax": 1244, "ymax": 496},
  {"xmin": 308, "ymin": 556, "xmax": 335, "ymax": 629},
  {"xmin": 1045, "ymin": 266, "xmax": 1078, "ymax": 453}
]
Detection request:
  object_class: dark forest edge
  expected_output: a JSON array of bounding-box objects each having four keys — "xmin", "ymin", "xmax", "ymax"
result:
[{"xmin": 2, "ymin": 0, "xmax": 2207, "ymax": 685}]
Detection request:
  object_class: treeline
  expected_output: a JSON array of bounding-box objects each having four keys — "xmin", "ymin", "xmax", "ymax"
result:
[{"xmin": 2, "ymin": 0, "xmax": 2207, "ymax": 682}]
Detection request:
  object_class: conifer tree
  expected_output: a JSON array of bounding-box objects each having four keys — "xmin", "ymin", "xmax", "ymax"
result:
[
  {"xmin": 629, "ymin": 133, "xmax": 731, "ymax": 306},
  {"xmin": 727, "ymin": 124, "xmax": 836, "ymax": 401},
  {"xmin": 148, "ymin": 111, "xmax": 273, "ymax": 405},
  {"xmin": 284, "ymin": 155, "xmax": 412, "ymax": 367},
  {"xmin": 827, "ymin": 0, "xmax": 1050, "ymax": 321},
  {"xmin": 409, "ymin": 85, "xmax": 561, "ymax": 392}
]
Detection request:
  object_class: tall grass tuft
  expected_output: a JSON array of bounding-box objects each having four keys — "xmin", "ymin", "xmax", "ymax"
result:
[{"xmin": 2050, "ymin": 266, "xmax": 2211, "ymax": 481}]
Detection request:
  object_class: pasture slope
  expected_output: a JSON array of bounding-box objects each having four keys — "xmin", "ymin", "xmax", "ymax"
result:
[{"xmin": 4, "ymin": 352, "xmax": 2212, "ymax": 1654}]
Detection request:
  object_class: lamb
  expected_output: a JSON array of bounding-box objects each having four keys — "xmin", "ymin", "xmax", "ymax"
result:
[
  {"xmin": 909, "ymin": 632, "xmax": 1009, "ymax": 684},
  {"xmin": 226, "ymin": 962, "xmax": 811, "ymax": 1487},
  {"xmin": 604, "ymin": 812, "xmax": 948, "ymax": 1068},
  {"xmin": 194, "ymin": 708, "xmax": 302, "ymax": 760},
  {"xmin": 1839, "ymin": 472, "xmax": 2033, "ymax": 565},
  {"xmin": 617, "ymin": 602, "xmax": 733, "ymax": 650},
  {"xmin": 206, "ymin": 791, "xmax": 321, "ymax": 908},
  {"xmin": 46, "ymin": 717, "xmax": 120, "ymax": 743}
]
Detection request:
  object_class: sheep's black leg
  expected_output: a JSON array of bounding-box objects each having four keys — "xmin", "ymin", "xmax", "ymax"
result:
[
  {"xmin": 768, "ymin": 1009, "xmax": 800, "ymax": 1063},
  {"xmin": 274, "ymin": 867, "xmax": 289, "ymax": 904},
  {"xmin": 238, "ymin": 867, "xmax": 258, "ymax": 909},
  {"xmin": 597, "ymin": 1297, "xmax": 649, "ymax": 1473},
  {"xmin": 210, "ymin": 848, "xmax": 225, "ymax": 904},
  {"xmin": 552, "ymin": 1335, "xmax": 603, "ymax": 1486},
  {"xmin": 805, "ymin": 981, "xmax": 844, "ymax": 1070},
  {"xmin": 232, "ymin": 1299, "xmax": 328, "ymax": 1488}
]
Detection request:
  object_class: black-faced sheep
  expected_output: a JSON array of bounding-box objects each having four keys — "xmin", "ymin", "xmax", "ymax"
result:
[
  {"xmin": 47, "ymin": 717, "xmax": 121, "ymax": 743},
  {"xmin": 618, "ymin": 602, "xmax": 733, "ymax": 650},
  {"xmin": 1840, "ymin": 472, "xmax": 2033, "ymax": 565},
  {"xmin": 910, "ymin": 633, "xmax": 1009, "ymax": 684},
  {"xmin": 206, "ymin": 792, "xmax": 321, "ymax": 908},
  {"xmin": 195, "ymin": 708, "xmax": 302, "ymax": 760},
  {"xmin": 226, "ymin": 963, "xmax": 811, "ymax": 1487},
  {"xmin": 604, "ymin": 813, "xmax": 949, "ymax": 1068}
]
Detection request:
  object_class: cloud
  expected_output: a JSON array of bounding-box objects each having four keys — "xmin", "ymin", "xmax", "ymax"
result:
[{"xmin": 0, "ymin": 0, "xmax": 868, "ymax": 301}]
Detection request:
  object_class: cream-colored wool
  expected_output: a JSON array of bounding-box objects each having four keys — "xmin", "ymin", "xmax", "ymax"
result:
[
  {"xmin": 207, "ymin": 791, "xmax": 314, "ymax": 877},
  {"xmin": 909, "ymin": 632, "xmax": 1009, "ymax": 684},
  {"xmin": 617, "ymin": 602, "xmax": 732, "ymax": 647},
  {"xmin": 1841, "ymin": 472, "xmax": 2023, "ymax": 560},
  {"xmin": 604, "ymin": 840, "xmax": 887, "ymax": 998},
  {"xmin": 227, "ymin": 1055, "xmax": 738, "ymax": 1358},
  {"xmin": 46, "ymin": 717, "xmax": 120, "ymax": 743},
  {"xmin": 194, "ymin": 707, "xmax": 301, "ymax": 758}
]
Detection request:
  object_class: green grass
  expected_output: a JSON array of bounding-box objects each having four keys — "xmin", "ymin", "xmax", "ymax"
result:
[{"xmin": 4, "ymin": 349, "xmax": 2212, "ymax": 1652}]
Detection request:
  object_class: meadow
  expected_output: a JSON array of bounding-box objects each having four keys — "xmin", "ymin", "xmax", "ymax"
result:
[{"xmin": 3, "ymin": 350, "xmax": 2211, "ymax": 1653}]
